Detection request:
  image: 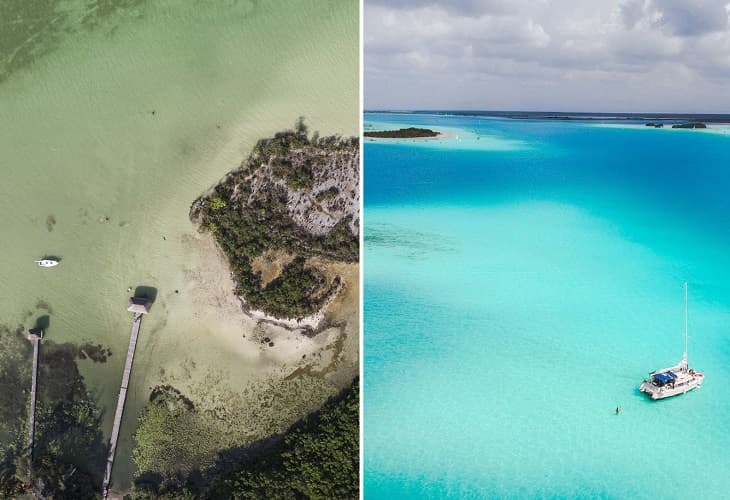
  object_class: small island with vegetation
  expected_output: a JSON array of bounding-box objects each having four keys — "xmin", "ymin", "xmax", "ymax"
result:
[
  {"xmin": 364, "ymin": 127, "xmax": 440, "ymax": 138},
  {"xmin": 191, "ymin": 118, "xmax": 359, "ymax": 323}
]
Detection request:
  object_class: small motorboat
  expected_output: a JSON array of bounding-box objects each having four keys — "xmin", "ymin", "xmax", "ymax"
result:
[{"xmin": 35, "ymin": 259, "xmax": 59, "ymax": 268}]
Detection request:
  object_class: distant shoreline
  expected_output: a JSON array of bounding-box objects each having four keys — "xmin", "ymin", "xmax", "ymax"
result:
[{"xmin": 365, "ymin": 110, "xmax": 730, "ymax": 124}]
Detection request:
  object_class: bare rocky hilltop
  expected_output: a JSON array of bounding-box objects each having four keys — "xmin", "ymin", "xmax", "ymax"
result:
[{"xmin": 249, "ymin": 131, "xmax": 359, "ymax": 237}]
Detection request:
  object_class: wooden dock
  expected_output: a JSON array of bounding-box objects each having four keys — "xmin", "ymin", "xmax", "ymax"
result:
[
  {"xmin": 102, "ymin": 312, "xmax": 144, "ymax": 500},
  {"xmin": 27, "ymin": 335, "xmax": 40, "ymax": 462}
]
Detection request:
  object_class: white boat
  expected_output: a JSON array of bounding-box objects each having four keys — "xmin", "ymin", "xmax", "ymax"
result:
[
  {"xmin": 35, "ymin": 259, "xmax": 59, "ymax": 268},
  {"xmin": 639, "ymin": 282, "xmax": 704, "ymax": 400}
]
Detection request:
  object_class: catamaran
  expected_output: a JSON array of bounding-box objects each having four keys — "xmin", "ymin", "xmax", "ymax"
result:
[
  {"xmin": 639, "ymin": 282, "xmax": 704, "ymax": 400},
  {"xmin": 34, "ymin": 259, "xmax": 59, "ymax": 268}
]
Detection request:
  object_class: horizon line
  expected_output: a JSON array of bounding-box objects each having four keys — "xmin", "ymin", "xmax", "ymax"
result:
[{"xmin": 364, "ymin": 109, "xmax": 730, "ymax": 117}]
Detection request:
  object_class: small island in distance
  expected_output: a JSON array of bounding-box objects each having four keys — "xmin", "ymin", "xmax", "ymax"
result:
[
  {"xmin": 364, "ymin": 127, "xmax": 440, "ymax": 138},
  {"xmin": 671, "ymin": 122, "xmax": 707, "ymax": 129},
  {"xmin": 646, "ymin": 122, "xmax": 707, "ymax": 129}
]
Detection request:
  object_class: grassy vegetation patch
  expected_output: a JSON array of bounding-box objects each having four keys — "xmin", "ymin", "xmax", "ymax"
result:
[
  {"xmin": 210, "ymin": 379, "xmax": 359, "ymax": 500},
  {"xmin": 130, "ymin": 379, "xmax": 359, "ymax": 499},
  {"xmin": 132, "ymin": 386, "xmax": 211, "ymax": 478}
]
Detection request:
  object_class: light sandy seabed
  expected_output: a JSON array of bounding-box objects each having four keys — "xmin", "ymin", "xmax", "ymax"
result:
[{"xmin": 0, "ymin": 0, "xmax": 358, "ymax": 494}]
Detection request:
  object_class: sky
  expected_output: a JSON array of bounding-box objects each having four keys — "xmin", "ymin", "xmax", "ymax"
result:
[{"xmin": 365, "ymin": 0, "xmax": 730, "ymax": 112}]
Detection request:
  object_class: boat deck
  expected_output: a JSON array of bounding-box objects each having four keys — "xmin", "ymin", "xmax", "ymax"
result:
[{"xmin": 639, "ymin": 365, "xmax": 704, "ymax": 399}]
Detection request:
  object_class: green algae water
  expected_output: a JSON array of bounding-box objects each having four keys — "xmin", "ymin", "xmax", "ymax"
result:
[
  {"xmin": 0, "ymin": 0, "xmax": 357, "ymax": 492},
  {"xmin": 364, "ymin": 113, "xmax": 730, "ymax": 499}
]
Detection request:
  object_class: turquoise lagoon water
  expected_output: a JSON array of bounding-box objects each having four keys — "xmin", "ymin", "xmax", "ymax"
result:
[{"xmin": 364, "ymin": 113, "xmax": 730, "ymax": 499}]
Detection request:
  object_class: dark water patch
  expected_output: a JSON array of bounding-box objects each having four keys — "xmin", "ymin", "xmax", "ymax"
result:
[
  {"xmin": 34, "ymin": 300, "xmax": 52, "ymax": 315},
  {"xmin": 365, "ymin": 223, "xmax": 455, "ymax": 259},
  {"xmin": 0, "ymin": 0, "xmax": 150, "ymax": 85},
  {"xmin": 0, "ymin": 0, "xmax": 69, "ymax": 84},
  {"xmin": 179, "ymin": 139, "xmax": 196, "ymax": 158},
  {"xmin": 77, "ymin": 342, "xmax": 112, "ymax": 363},
  {"xmin": 45, "ymin": 215, "xmax": 56, "ymax": 232},
  {"xmin": 134, "ymin": 285, "xmax": 158, "ymax": 303},
  {"xmin": 79, "ymin": 0, "xmax": 146, "ymax": 30},
  {"xmin": 33, "ymin": 314, "xmax": 50, "ymax": 332}
]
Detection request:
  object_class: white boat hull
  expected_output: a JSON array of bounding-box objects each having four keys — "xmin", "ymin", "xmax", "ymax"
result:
[
  {"xmin": 639, "ymin": 377, "xmax": 702, "ymax": 400},
  {"xmin": 35, "ymin": 260, "xmax": 59, "ymax": 267}
]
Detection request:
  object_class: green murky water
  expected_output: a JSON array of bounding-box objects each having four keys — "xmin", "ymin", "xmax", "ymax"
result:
[{"xmin": 0, "ymin": 0, "xmax": 357, "ymax": 492}]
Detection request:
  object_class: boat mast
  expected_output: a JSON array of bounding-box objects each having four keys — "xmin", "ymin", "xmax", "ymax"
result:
[{"xmin": 684, "ymin": 281, "xmax": 687, "ymax": 363}]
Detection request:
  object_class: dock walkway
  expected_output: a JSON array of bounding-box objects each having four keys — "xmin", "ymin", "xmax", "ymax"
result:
[
  {"xmin": 27, "ymin": 337, "xmax": 40, "ymax": 460},
  {"xmin": 102, "ymin": 312, "xmax": 143, "ymax": 500}
]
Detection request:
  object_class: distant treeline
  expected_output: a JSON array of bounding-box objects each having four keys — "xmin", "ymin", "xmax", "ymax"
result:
[
  {"xmin": 671, "ymin": 122, "xmax": 707, "ymax": 129},
  {"xmin": 364, "ymin": 127, "xmax": 439, "ymax": 138}
]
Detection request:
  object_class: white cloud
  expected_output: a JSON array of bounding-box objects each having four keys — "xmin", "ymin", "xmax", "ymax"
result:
[{"xmin": 365, "ymin": 0, "xmax": 730, "ymax": 112}]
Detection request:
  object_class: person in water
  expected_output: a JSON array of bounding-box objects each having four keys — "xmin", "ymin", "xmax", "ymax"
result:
[{"xmin": 615, "ymin": 406, "xmax": 621, "ymax": 415}]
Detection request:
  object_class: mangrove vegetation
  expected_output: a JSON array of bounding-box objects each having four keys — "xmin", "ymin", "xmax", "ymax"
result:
[{"xmin": 129, "ymin": 379, "xmax": 359, "ymax": 499}]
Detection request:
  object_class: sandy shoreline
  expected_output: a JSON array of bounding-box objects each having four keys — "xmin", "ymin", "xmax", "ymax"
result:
[
  {"xmin": 142, "ymin": 228, "xmax": 358, "ymax": 384},
  {"xmin": 242, "ymin": 280, "xmax": 342, "ymax": 332}
]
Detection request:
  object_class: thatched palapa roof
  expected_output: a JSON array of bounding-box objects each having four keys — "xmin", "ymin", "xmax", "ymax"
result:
[{"xmin": 127, "ymin": 297, "xmax": 151, "ymax": 314}]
